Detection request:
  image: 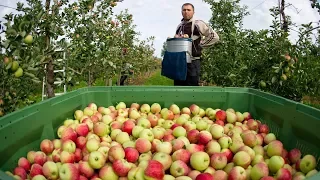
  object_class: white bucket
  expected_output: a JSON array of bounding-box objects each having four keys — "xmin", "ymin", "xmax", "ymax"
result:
[{"xmin": 166, "ymin": 38, "xmax": 193, "ymax": 63}]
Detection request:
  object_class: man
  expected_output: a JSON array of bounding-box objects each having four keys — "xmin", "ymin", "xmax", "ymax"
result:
[
  {"xmin": 174, "ymin": 3, "xmax": 219, "ymax": 86},
  {"xmin": 119, "ymin": 63, "xmax": 133, "ymax": 86}
]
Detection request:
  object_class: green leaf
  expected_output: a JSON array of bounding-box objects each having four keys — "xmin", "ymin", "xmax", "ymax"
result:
[
  {"xmin": 31, "ymin": 78, "xmax": 41, "ymax": 84},
  {"xmin": 40, "ymin": 56, "xmax": 46, "ymax": 63},
  {"xmin": 6, "ymin": 62, "xmax": 12, "ymax": 70},
  {"xmin": 271, "ymin": 76, "xmax": 277, "ymax": 84},
  {"xmin": 24, "ymin": 72, "xmax": 36, "ymax": 78},
  {"xmin": 19, "ymin": 31, "xmax": 26, "ymax": 37}
]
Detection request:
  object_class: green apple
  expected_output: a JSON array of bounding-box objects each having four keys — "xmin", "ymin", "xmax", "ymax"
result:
[
  {"xmin": 137, "ymin": 118, "xmax": 151, "ymax": 128},
  {"xmin": 115, "ymin": 131, "xmax": 130, "ymax": 144},
  {"xmin": 170, "ymin": 160, "xmax": 190, "ymax": 177},
  {"xmin": 210, "ymin": 124, "xmax": 224, "ymax": 139},
  {"xmin": 300, "ymin": 154, "xmax": 317, "ymax": 174},
  {"xmin": 196, "ymin": 120, "xmax": 208, "ymax": 131},
  {"xmin": 233, "ymin": 151, "xmax": 252, "ymax": 169},
  {"xmin": 157, "ymin": 118, "xmax": 165, "ymax": 126},
  {"xmin": 152, "ymin": 126, "xmax": 165, "ymax": 139},
  {"xmin": 268, "ymin": 155, "xmax": 285, "ymax": 173},
  {"xmin": 218, "ymin": 136, "xmax": 232, "ymax": 149},
  {"xmin": 140, "ymin": 104, "xmax": 151, "ymax": 113},
  {"xmin": 24, "ymin": 34, "xmax": 33, "ymax": 44},
  {"xmin": 62, "ymin": 140, "xmax": 76, "ymax": 153},
  {"xmin": 172, "ymin": 126, "xmax": 186, "ymax": 138},
  {"xmin": 150, "ymin": 103, "xmax": 161, "ymax": 114},
  {"xmin": 163, "ymin": 174, "xmax": 175, "ymax": 180},
  {"xmin": 176, "ymin": 116, "xmax": 188, "ymax": 125},
  {"xmin": 155, "ymin": 141, "xmax": 172, "ymax": 154},
  {"xmin": 86, "ymin": 138, "xmax": 100, "ymax": 153},
  {"xmin": 163, "ymin": 120, "xmax": 174, "ymax": 129},
  {"xmin": 139, "ymin": 129, "xmax": 154, "ymax": 142},
  {"xmin": 139, "ymin": 153, "xmax": 152, "ymax": 162},
  {"xmin": 132, "ymin": 126, "xmax": 144, "ymax": 138},
  {"xmin": 152, "ymin": 152, "xmax": 172, "ymax": 170},
  {"xmin": 32, "ymin": 175, "xmax": 47, "ymax": 180},
  {"xmin": 116, "ymin": 102, "xmax": 126, "ymax": 110},
  {"xmin": 88, "ymin": 151, "xmax": 105, "ymax": 169},
  {"xmin": 42, "ymin": 161, "xmax": 59, "ymax": 179},
  {"xmin": 127, "ymin": 167, "xmax": 145, "ymax": 180},
  {"xmin": 190, "ymin": 151, "xmax": 210, "ymax": 171}
]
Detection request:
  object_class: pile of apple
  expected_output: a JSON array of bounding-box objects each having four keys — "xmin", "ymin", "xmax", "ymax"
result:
[{"xmin": 5, "ymin": 102, "xmax": 319, "ymax": 180}]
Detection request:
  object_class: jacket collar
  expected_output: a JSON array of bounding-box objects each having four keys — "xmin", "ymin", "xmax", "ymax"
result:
[{"xmin": 181, "ymin": 17, "xmax": 194, "ymax": 23}]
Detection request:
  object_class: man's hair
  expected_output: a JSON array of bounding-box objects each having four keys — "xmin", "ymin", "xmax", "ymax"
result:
[{"xmin": 182, "ymin": 3, "xmax": 194, "ymax": 10}]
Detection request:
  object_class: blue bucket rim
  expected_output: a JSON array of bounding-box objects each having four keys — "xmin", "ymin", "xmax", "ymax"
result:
[{"xmin": 166, "ymin": 38, "xmax": 192, "ymax": 42}]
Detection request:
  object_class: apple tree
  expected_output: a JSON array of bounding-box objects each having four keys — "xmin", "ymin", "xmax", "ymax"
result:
[
  {"xmin": 201, "ymin": 0, "xmax": 320, "ymax": 102},
  {"xmin": 0, "ymin": 0, "xmax": 70, "ymax": 116}
]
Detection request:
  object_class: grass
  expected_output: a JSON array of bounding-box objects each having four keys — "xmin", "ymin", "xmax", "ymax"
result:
[{"xmin": 144, "ymin": 70, "xmax": 174, "ymax": 86}]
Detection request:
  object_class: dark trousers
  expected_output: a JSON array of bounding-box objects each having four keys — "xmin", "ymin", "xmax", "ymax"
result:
[
  {"xmin": 174, "ymin": 59, "xmax": 201, "ymax": 86},
  {"xmin": 119, "ymin": 75, "xmax": 128, "ymax": 85}
]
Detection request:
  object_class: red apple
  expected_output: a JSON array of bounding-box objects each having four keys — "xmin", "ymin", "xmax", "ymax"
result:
[
  {"xmin": 171, "ymin": 139, "xmax": 185, "ymax": 152},
  {"xmin": 18, "ymin": 157, "xmax": 31, "ymax": 171},
  {"xmin": 195, "ymin": 173, "xmax": 213, "ymax": 180},
  {"xmin": 74, "ymin": 148, "xmax": 82, "ymax": 162},
  {"xmin": 40, "ymin": 139, "xmax": 54, "ymax": 155},
  {"xmin": 76, "ymin": 136, "xmax": 87, "ymax": 149},
  {"xmin": 34, "ymin": 151, "xmax": 47, "ymax": 166},
  {"xmin": 215, "ymin": 120, "xmax": 225, "ymax": 126},
  {"xmin": 198, "ymin": 130, "xmax": 213, "ymax": 145},
  {"xmin": 274, "ymin": 168, "xmax": 291, "ymax": 180},
  {"xmin": 61, "ymin": 127, "xmax": 77, "ymax": 142},
  {"xmin": 241, "ymin": 132, "xmax": 257, "ymax": 148},
  {"xmin": 29, "ymin": 164, "xmax": 43, "ymax": 178},
  {"xmin": 122, "ymin": 120, "xmax": 135, "ymax": 135},
  {"xmin": 124, "ymin": 147, "xmax": 139, "ymax": 163},
  {"xmin": 261, "ymin": 177, "xmax": 275, "ymax": 180},
  {"xmin": 170, "ymin": 160, "xmax": 190, "ymax": 177},
  {"xmin": 266, "ymin": 140, "xmax": 284, "ymax": 157},
  {"xmin": 108, "ymin": 146, "xmax": 125, "ymax": 162},
  {"xmin": 228, "ymin": 166, "xmax": 247, "ymax": 180},
  {"xmin": 187, "ymin": 129, "xmax": 199, "ymax": 144},
  {"xmin": 259, "ymin": 124, "xmax": 269, "ymax": 134},
  {"xmin": 144, "ymin": 160, "xmax": 165, "ymax": 179},
  {"xmin": 213, "ymin": 170, "xmax": 228, "ymax": 180},
  {"xmin": 189, "ymin": 104, "xmax": 200, "ymax": 115},
  {"xmin": 210, "ymin": 152, "xmax": 227, "ymax": 170},
  {"xmin": 148, "ymin": 114, "xmax": 159, "ymax": 127},
  {"xmin": 172, "ymin": 149, "xmax": 191, "ymax": 164},
  {"xmin": 79, "ymin": 161, "xmax": 94, "ymax": 178},
  {"xmin": 288, "ymin": 148, "xmax": 301, "ymax": 164},
  {"xmin": 215, "ymin": 110, "xmax": 227, "ymax": 122},
  {"xmin": 76, "ymin": 123, "xmax": 90, "ymax": 136},
  {"xmin": 247, "ymin": 119, "xmax": 259, "ymax": 131},
  {"xmin": 221, "ymin": 148, "xmax": 234, "ymax": 163},
  {"xmin": 112, "ymin": 159, "xmax": 132, "ymax": 177},
  {"xmin": 14, "ymin": 167, "xmax": 27, "ymax": 179}
]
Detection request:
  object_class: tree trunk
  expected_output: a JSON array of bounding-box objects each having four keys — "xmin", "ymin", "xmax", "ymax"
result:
[
  {"xmin": 45, "ymin": 0, "xmax": 55, "ymax": 98},
  {"xmin": 280, "ymin": 0, "xmax": 288, "ymax": 32},
  {"xmin": 88, "ymin": 70, "xmax": 92, "ymax": 86}
]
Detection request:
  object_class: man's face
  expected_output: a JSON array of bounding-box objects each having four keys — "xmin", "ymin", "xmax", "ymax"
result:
[{"xmin": 182, "ymin": 5, "xmax": 194, "ymax": 20}]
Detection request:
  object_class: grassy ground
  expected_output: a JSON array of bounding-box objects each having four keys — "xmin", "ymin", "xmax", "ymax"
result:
[{"xmin": 143, "ymin": 70, "xmax": 173, "ymax": 86}]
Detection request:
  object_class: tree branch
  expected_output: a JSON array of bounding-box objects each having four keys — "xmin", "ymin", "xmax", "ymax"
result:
[{"xmin": 296, "ymin": 26, "xmax": 320, "ymax": 45}]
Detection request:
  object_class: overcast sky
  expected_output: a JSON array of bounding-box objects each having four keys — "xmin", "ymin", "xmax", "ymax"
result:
[{"xmin": 1, "ymin": 0, "xmax": 320, "ymax": 57}]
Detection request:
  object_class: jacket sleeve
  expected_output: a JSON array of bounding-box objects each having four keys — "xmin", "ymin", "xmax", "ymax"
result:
[{"xmin": 196, "ymin": 20, "xmax": 219, "ymax": 48}]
